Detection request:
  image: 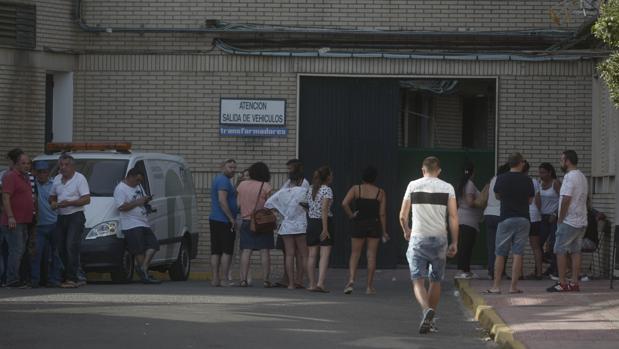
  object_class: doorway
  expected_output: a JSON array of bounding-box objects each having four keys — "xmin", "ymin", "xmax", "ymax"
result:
[{"xmin": 299, "ymin": 76, "xmax": 497, "ymax": 268}]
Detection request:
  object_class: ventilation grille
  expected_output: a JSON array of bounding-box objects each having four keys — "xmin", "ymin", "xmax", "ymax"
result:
[{"xmin": 0, "ymin": 2, "xmax": 36, "ymax": 49}]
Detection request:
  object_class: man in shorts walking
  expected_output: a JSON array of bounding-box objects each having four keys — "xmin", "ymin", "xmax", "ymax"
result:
[
  {"xmin": 547, "ymin": 150, "xmax": 588, "ymax": 292},
  {"xmin": 113, "ymin": 167, "xmax": 160, "ymax": 284},
  {"xmin": 399, "ymin": 156, "xmax": 458, "ymax": 334},
  {"xmin": 487, "ymin": 152, "xmax": 534, "ymax": 294}
]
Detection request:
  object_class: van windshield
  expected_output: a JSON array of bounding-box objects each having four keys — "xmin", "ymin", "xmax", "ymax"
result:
[{"xmin": 46, "ymin": 159, "xmax": 129, "ymax": 197}]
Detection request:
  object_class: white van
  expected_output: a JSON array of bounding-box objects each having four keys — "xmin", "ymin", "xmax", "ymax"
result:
[{"xmin": 33, "ymin": 143, "xmax": 199, "ymax": 282}]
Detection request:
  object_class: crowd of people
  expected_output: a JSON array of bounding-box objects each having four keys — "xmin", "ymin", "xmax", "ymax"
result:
[
  {"xmin": 208, "ymin": 159, "xmax": 389, "ymax": 295},
  {"xmin": 0, "ymin": 148, "xmax": 162, "ymax": 288},
  {"xmin": 0, "ymin": 147, "xmax": 596, "ymax": 334}
]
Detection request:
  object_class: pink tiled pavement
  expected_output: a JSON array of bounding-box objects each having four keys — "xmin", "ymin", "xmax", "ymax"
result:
[{"xmin": 469, "ymin": 278, "xmax": 619, "ymax": 349}]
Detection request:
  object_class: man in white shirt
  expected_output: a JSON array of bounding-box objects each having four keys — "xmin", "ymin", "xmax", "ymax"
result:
[
  {"xmin": 49, "ymin": 153, "xmax": 90, "ymax": 288},
  {"xmin": 547, "ymin": 150, "xmax": 588, "ymax": 292},
  {"xmin": 113, "ymin": 168, "xmax": 160, "ymax": 284},
  {"xmin": 399, "ymin": 156, "xmax": 459, "ymax": 334}
]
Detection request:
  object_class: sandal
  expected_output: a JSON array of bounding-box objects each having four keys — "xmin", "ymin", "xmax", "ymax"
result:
[
  {"xmin": 366, "ymin": 287, "xmax": 376, "ymax": 295},
  {"xmin": 509, "ymin": 289, "xmax": 524, "ymax": 294},
  {"xmin": 344, "ymin": 282, "xmax": 354, "ymax": 295},
  {"xmin": 294, "ymin": 283, "xmax": 305, "ymax": 289},
  {"xmin": 263, "ymin": 281, "xmax": 272, "ymax": 288},
  {"xmin": 311, "ymin": 286, "xmax": 330, "ymax": 293},
  {"xmin": 239, "ymin": 280, "xmax": 248, "ymax": 287},
  {"xmin": 483, "ymin": 289, "xmax": 501, "ymax": 294},
  {"xmin": 273, "ymin": 282, "xmax": 287, "ymax": 288}
]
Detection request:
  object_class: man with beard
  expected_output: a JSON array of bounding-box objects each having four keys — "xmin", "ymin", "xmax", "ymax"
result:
[
  {"xmin": 209, "ymin": 159, "xmax": 238, "ymax": 287},
  {"xmin": 547, "ymin": 150, "xmax": 588, "ymax": 292}
]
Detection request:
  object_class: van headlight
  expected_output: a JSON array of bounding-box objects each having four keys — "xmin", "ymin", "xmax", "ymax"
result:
[{"xmin": 86, "ymin": 221, "xmax": 119, "ymax": 240}]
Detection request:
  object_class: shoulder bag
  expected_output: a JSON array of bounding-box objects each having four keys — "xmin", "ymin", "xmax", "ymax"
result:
[{"xmin": 250, "ymin": 182, "xmax": 276, "ymax": 234}]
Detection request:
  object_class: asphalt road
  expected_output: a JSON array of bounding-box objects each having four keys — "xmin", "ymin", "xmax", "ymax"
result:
[{"xmin": 0, "ymin": 269, "xmax": 495, "ymax": 349}]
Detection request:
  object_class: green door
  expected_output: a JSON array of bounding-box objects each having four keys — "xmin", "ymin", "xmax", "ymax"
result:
[{"xmin": 397, "ymin": 148, "xmax": 495, "ymax": 266}]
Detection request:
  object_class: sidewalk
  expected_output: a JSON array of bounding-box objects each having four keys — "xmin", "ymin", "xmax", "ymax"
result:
[{"xmin": 456, "ymin": 275, "xmax": 619, "ymax": 349}]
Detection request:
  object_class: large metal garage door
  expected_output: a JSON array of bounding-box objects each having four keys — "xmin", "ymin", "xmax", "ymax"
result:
[{"xmin": 299, "ymin": 76, "xmax": 400, "ymax": 268}]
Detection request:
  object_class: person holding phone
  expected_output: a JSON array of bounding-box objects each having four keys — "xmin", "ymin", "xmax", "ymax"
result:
[{"xmin": 113, "ymin": 167, "xmax": 160, "ymax": 284}]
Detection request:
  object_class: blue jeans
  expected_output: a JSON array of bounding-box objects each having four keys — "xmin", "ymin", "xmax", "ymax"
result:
[
  {"xmin": 31, "ymin": 224, "xmax": 63, "ymax": 286},
  {"xmin": 495, "ymin": 217, "xmax": 530, "ymax": 256},
  {"xmin": 407, "ymin": 235, "xmax": 448, "ymax": 282},
  {"xmin": 55, "ymin": 212, "xmax": 85, "ymax": 282},
  {"xmin": 0, "ymin": 224, "xmax": 28, "ymax": 285}
]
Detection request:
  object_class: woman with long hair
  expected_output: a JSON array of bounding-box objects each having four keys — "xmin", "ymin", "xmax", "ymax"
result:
[
  {"xmin": 265, "ymin": 165, "xmax": 309, "ymax": 290},
  {"xmin": 305, "ymin": 166, "xmax": 334, "ymax": 293},
  {"xmin": 537, "ymin": 162, "xmax": 561, "ymax": 277},
  {"xmin": 341, "ymin": 165, "xmax": 389, "ymax": 295},
  {"xmin": 236, "ymin": 162, "xmax": 274, "ymax": 287},
  {"xmin": 454, "ymin": 161, "xmax": 483, "ymax": 279}
]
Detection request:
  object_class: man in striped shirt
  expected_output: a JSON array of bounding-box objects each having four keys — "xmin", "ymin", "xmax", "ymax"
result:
[{"xmin": 399, "ymin": 156, "xmax": 459, "ymax": 334}]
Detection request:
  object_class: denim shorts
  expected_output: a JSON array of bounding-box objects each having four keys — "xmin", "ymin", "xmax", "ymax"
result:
[
  {"xmin": 406, "ymin": 235, "xmax": 447, "ymax": 282},
  {"xmin": 553, "ymin": 223, "xmax": 586, "ymax": 255},
  {"xmin": 495, "ymin": 217, "xmax": 530, "ymax": 257}
]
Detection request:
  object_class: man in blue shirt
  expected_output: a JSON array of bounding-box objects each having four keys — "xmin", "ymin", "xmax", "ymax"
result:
[
  {"xmin": 209, "ymin": 159, "xmax": 238, "ymax": 287},
  {"xmin": 30, "ymin": 161, "xmax": 62, "ymax": 287}
]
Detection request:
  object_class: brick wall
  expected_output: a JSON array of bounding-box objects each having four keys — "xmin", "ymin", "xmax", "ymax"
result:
[
  {"xmin": 80, "ymin": 0, "xmax": 585, "ymax": 31},
  {"xmin": 0, "ymin": 64, "xmax": 46, "ymax": 157}
]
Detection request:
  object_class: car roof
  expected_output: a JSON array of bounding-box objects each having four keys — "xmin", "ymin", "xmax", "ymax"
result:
[{"xmin": 33, "ymin": 152, "xmax": 187, "ymax": 164}]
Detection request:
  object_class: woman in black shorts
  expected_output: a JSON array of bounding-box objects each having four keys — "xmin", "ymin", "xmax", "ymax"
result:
[
  {"xmin": 341, "ymin": 166, "xmax": 389, "ymax": 295},
  {"xmin": 305, "ymin": 166, "xmax": 334, "ymax": 293}
]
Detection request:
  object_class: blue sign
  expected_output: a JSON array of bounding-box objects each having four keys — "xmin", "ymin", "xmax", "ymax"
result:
[{"xmin": 220, "ymin": 127, "xmax": 288, "ymax": 137}]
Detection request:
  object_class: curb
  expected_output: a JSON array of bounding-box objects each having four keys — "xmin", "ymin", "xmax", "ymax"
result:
[{"xmin": 454, "ymin": 278, "xmax": 527, "ymax": 349}]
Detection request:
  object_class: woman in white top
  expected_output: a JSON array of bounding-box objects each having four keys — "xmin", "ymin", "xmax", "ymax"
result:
[
  {"xmin": 265, "ymin": 169, "xmax": 309, "ymax": 290},
  {"xmin": 523, "ymin": 161, "xmax": 543, "ymax": 279},
  {"xmin": 536, "ymin": 162, "xmax": 561, "ymax": 276},
  {"xmin": 454, "ymin": 161, "xmax": 483, "ymax": 279},
  {"xmin": 480, "ymin": 163, "xmax": 510, "ymax": 279},
  {"xmin": 304, "ymin": 166, "xmax": 334, "ymax": 293}
]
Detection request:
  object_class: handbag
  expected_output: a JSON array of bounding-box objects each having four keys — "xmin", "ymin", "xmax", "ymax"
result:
[{"xmin": 250, "ymin": 182, "xmax": 276, "ymax": 234}]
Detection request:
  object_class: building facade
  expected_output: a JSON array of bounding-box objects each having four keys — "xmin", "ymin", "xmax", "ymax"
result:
[{"xmin": 1, "ymin": 0, "xmax": 616, "ymax": 275}]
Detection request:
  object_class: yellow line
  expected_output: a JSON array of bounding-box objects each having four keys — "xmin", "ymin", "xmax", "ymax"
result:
[{"xmin": 454, "ymin": 278, "xmax": 527, "ymax": 349}]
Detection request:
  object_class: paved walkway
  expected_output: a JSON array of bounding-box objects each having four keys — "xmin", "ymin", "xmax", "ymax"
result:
[{"xmin": 456, "ymin": 275, "xmax": 619, "ymax": 349}]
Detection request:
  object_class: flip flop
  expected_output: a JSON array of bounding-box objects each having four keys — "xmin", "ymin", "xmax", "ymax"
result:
[
  {"xmin": 509, "ymin": 289, "xmax": 524, "ymax": 294},
  {"xmin": 483, "ymin": 289, "xmax": 501, "ymax": 294}
]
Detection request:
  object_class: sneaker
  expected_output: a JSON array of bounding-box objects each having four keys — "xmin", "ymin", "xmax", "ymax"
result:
[
  {"xmin": 76, "ymin": 280, "xmax": 87, "ymax": 287},
  {"xmin": 60, "ymin": 281, "xmax": 78, "ymax": 288},
  {"xmin": 142, "ymin": 276, "xmax": 162, "ymax": 285},
  {"xmin": 546, "ymin": 282, "xmax": 570, "ymax": 292},
  {"xmin": 5, "ymin": 280, "xmax": 24, "ymax": 288},
  {"xmin": 429, "ymin": 320, "xmax": 439, "ymax": 333},
  {"xmin": 549, "ymin": 274, "xmax": 559, "ymax": 281},
  {"xmin": 419, "ymin": 308, "xmax": 435, "ymax": 334},
  {"xmin": 454, "ymin": 272, "xmax": 472, "ymax": 279},
  {"xmin": 579, "ymin": 275, "xmax": 590, "ymax": 282}
]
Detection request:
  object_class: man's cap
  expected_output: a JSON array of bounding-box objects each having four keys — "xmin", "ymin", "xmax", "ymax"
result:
[{"xmin": 33, "ymin": 161, "xmax": 50, "ymax": 170}]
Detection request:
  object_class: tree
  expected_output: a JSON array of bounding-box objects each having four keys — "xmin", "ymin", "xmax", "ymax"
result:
[{"xmin": 593, "ymin": 0, "xmax": 619, "ymax": 106}]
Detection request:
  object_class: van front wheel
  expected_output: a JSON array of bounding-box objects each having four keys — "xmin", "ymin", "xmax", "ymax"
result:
[
  {"xmin": 169, "ymin": 238, "xmax": 190, "ymax": 281},
  {"xmin": 111, "ymin": 249, "xmax": 134, "ymax": 283}
]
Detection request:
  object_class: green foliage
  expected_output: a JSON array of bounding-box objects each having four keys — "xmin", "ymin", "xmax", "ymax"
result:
[
  {"xmin": 593, "ymin": 0, "xmax": 619, "ymax": 106},
  {"xmin": 592, "ymin": 0, "xmax": 619, "ymax": 47}
]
